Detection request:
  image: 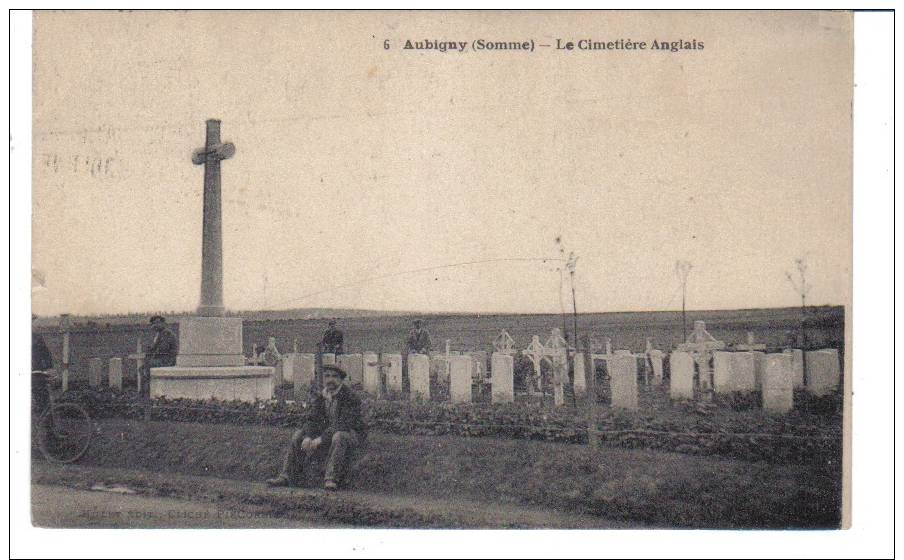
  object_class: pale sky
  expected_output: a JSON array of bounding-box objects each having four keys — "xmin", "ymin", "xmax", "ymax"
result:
[{"xmin": 31, "ymin": 10, "xmax": 853, "ymax": 316}]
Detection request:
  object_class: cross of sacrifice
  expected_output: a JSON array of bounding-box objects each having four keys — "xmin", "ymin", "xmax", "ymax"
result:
[
  {"xmin": 492, "ymin": 330, "xmax": 516, "ymax": 354},
  {"xmin": 191, "ymin": 119, "xmax": 235, "ymax": 317}
]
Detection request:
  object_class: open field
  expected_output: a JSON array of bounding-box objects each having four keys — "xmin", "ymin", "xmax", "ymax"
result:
[
  {"xmin": 32, "ymin": 418, "xmax": 841, "ymax": 528},
  {"xmin": 36, "ymin": 305, "xmax": 844, "ymax": 384}
]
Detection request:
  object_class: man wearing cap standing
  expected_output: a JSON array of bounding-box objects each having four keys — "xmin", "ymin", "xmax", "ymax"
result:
[
  {"xmin": 32, "ymin": 314, "xmax": 54, "ymax": 414},
  {"xmin": 143, "ymin": 315, "xmax": 178, "ymax": 397},
  {"xmin": 406, "ymin": 319, "xmax": 432, "ymax": 354},
  {"xmin": 267, "ymin": 364, "xmax": 367, "ymax": 490},
  {"xmin": 320, "ymin": 320, "xmax": 344, "ymax": 355}
]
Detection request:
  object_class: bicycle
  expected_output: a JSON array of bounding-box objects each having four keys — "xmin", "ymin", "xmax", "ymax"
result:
[{"xmin": 32, "ymin": 371, "xmax": 95, "ymax": 464}]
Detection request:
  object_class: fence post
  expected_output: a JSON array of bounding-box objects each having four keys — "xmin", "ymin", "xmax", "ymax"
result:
[{"xmin": 59, "ymin": 314, "xmax": 71, "ymax": 392}]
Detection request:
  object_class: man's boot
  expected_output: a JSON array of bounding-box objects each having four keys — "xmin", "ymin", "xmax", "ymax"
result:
[{"xmin": 266, "ymin": 475, "xmax": 292, "ymax": 487}]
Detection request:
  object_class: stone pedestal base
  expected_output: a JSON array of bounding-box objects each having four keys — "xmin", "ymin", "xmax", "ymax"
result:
[
  {"xmin": 150, "ymin": 366, "xmax": 274, "ymax": 402},
  {"xmin": 175, "ymin": 316, "xmax": 245, "ymax": 367}
]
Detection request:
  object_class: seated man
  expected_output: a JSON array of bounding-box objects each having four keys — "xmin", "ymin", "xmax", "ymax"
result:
[{"xmin": 267, "ymin": 365, "xmax": 367, "ymax": 490}]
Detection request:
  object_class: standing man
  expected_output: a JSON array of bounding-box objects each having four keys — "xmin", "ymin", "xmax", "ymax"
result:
[
  {"xmin": 320, "ymin": 319, "xmax": 344, "ymax": 355},
  {"xmin": 144, "ymin": 315, "xmax": 178, "ymax": 397},
  {"xmin": 406, "ymin": 319, "xmax": 432, "ymax": 354},
  {"xmin": 32, "ymin": 315, "xmax": 54, "ymax": 413},
  {"xmin": 267, "ymin": 364, "xmax": 367, "ymax": 490}
]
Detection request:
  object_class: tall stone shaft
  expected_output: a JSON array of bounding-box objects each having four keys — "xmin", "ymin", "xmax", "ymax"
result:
[{"xmin": 199, "ymin": 119, "xmax": 224, "ymax": 317}]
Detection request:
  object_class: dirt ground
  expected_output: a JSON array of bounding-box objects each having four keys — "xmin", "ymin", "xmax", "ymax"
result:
[
  {"xmin": 31, "ymin": 483, "xmax": 345, "ymax": 529},
  {"xmin": 32, "ymin": 463, "xmax": 625, "ymax": 529}
]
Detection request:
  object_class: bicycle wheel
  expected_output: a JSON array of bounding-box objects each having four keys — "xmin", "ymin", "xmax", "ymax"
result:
[{"xmin": 37, "ymin": 403, "xmax": 93, "ymax": 464}]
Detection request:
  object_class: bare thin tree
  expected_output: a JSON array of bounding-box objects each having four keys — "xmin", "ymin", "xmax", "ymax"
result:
[
  {"xmin": 675, "ymin": 260, "xmax": 693, "ymax": 342},
  {"xmin": 785, "ymin": 256, "xmax": 812, "ymax": 348}
]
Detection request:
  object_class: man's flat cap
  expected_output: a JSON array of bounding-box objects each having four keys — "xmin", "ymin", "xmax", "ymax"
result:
[{"xmin": 322, "ymin": 364, "xmax": 347, "ymax": 378}]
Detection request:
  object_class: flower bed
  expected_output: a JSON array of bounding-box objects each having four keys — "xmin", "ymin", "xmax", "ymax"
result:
[{"xmin": 58, "ymin": 385, "xmax": 842, "ymax": 466}]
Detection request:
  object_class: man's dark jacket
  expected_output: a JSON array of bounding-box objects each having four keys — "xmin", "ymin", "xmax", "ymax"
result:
[
  {"xmin": 321, "ymin": 327, "xmax": 344, "ymax": 354},
  {"xmin": 147, "ymin": 328, "xmax": 178, "ymax": 367},
  {"xmin": 300, "ymin": 385, "xmax": 367, "ymax": 442},
  {"xmin": 32, "ymin": 332, "xmax": 54, "ymax": 371},
  {"xmin": 407, "ymin": 328, "xmax": 432, "ymax": 353}
]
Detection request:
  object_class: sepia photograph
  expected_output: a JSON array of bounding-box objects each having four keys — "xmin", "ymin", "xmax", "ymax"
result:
[{"xmin": 12, "ymin": 7, "xmax": 892, "ymax": 552}]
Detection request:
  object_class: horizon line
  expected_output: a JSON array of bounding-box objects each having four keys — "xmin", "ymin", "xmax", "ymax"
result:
[{"xmin": 33, "ymin": 302, "xmax": 846, "ymax": 321}]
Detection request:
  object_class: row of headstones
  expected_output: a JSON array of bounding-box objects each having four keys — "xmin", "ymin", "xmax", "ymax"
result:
[
  {"xmin": 668, "ymin": 348, "xmax": 842, "ymax": 413},
  {"xmin": 278, "ymin": 352, "xmax": 514, "ymax": 404},
  {"xmin": 573, "ymin": 347, "xmax": 841, "ymax": 413},
  {"xmin": 85, "ymin": 347, "xmax": 841, "ymax": 415},
  {"xmin": 80, "ymin": 351, "xmax": 502, "ymax": 402}
]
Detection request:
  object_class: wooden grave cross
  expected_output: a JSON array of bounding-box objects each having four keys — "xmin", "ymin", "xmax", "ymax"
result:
[
  {"xmin": 736, "ymin": 331, "xmax": 766, "ymax": 352},
  {"xmin": 127, "ymin": 338, "xmax": 145, "ymax": 394},
  {"xmin": 523, "ymin": 335, "xmax": 549, "ymax": 395},
  {"xmin": 492, "ymin": 329, "xmax": 516, "ymax": 355},
  {"xmin": 544, "ymin": 329, "xmax": 568, "ymax": 406}
]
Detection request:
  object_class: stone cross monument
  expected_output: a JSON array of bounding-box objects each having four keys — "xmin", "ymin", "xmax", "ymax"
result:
[
  {"xmin": 149, "ymin": 120, "xmax": 274, "ymax": 402},
  {"xmin": 192, "ymin": 119, "xmax": 234, "ymax": 317}
]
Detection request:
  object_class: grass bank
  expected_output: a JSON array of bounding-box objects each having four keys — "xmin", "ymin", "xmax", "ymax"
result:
[{"xmin": 38, "ymin": 418, "xmax": 841, "ymax": 529}]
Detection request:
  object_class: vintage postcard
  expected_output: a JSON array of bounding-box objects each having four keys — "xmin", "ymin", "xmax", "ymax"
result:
[{"xmin": 28, "ymin": 9, "xmax": 853, "ymax": 534}]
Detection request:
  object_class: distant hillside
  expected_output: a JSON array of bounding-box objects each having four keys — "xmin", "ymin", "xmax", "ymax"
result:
[
  {"xmin": 32, "ymin": 307, "xmax": 419, "ymax": 327},
  {"xmin": 32, "ymin": 305, "xmax": 843, "ymax": 329}
]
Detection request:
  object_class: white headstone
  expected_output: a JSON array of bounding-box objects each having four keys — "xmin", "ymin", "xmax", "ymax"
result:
[
  {"xmin": 609, "ymin": 354, "xmax": 638, "ymax": 410},
  {"xmin": 806, "ymin": 349, "xmax": 841, "ymax": 396},
  {"xmin": 338, "ymin": 353, "xmax": 364, "ymax": 387},
  {"xmin": 573, "ymin": 352, "xmax": 587, "ymax": 397},
  {"xmin": 648, "ymin": 349, "xmax": 664, "ymax": 385},
  {"xmin": 408, "ymin": 353, "xmax": 431, "ymax": 401},
  {"xmin": 783, "ymin": 349, "xmax": 805, "ymax": 389},
  {"xmin": 712, "ymin": 351, "xmax": 733, "ymax": 393},
  {"xmin": 762, "ymin": 353, "xmax": 794, "ymax": 414},
  {"xmin": 108, "ymin": 357, "xmax": 123, "ymax": 391},
  {"xmin": 752, "ymin": 351, "xmax": 766, "ymax": 390},
  {"xmin": 490, "ymin": 352, "xmax": 514, "ymax": 404},
  {"xmin": 448, "ymin": 355, "xmax": 472, "ymax": 403},
  {"xmin": 362, "ymin": 352, "xmax": 381, "ymax": 396},
  {"xmin": 272, "ymin": 358, "xmax": 285, "ymax": 387},
  {"xmin": 730, "ymin": 352, "xmax": 757, "ymax": 392},
  {"xmin": 383, "ymin": 353, "xmax": 403, "ymax": 396},
  {"xmin": 281, "ymin": 353, "xmax": 297, "ymax": 384},
  {"xmin": 89, "ymin": 358, "xmax": 103, "ymax": 388},
  {"xmin": 293, "ymin": 353, "xmax": 316, "ymax": 401},
  {"xmin": 669, "ymin": 352, "xmax": 694, "ymax": 400}
]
